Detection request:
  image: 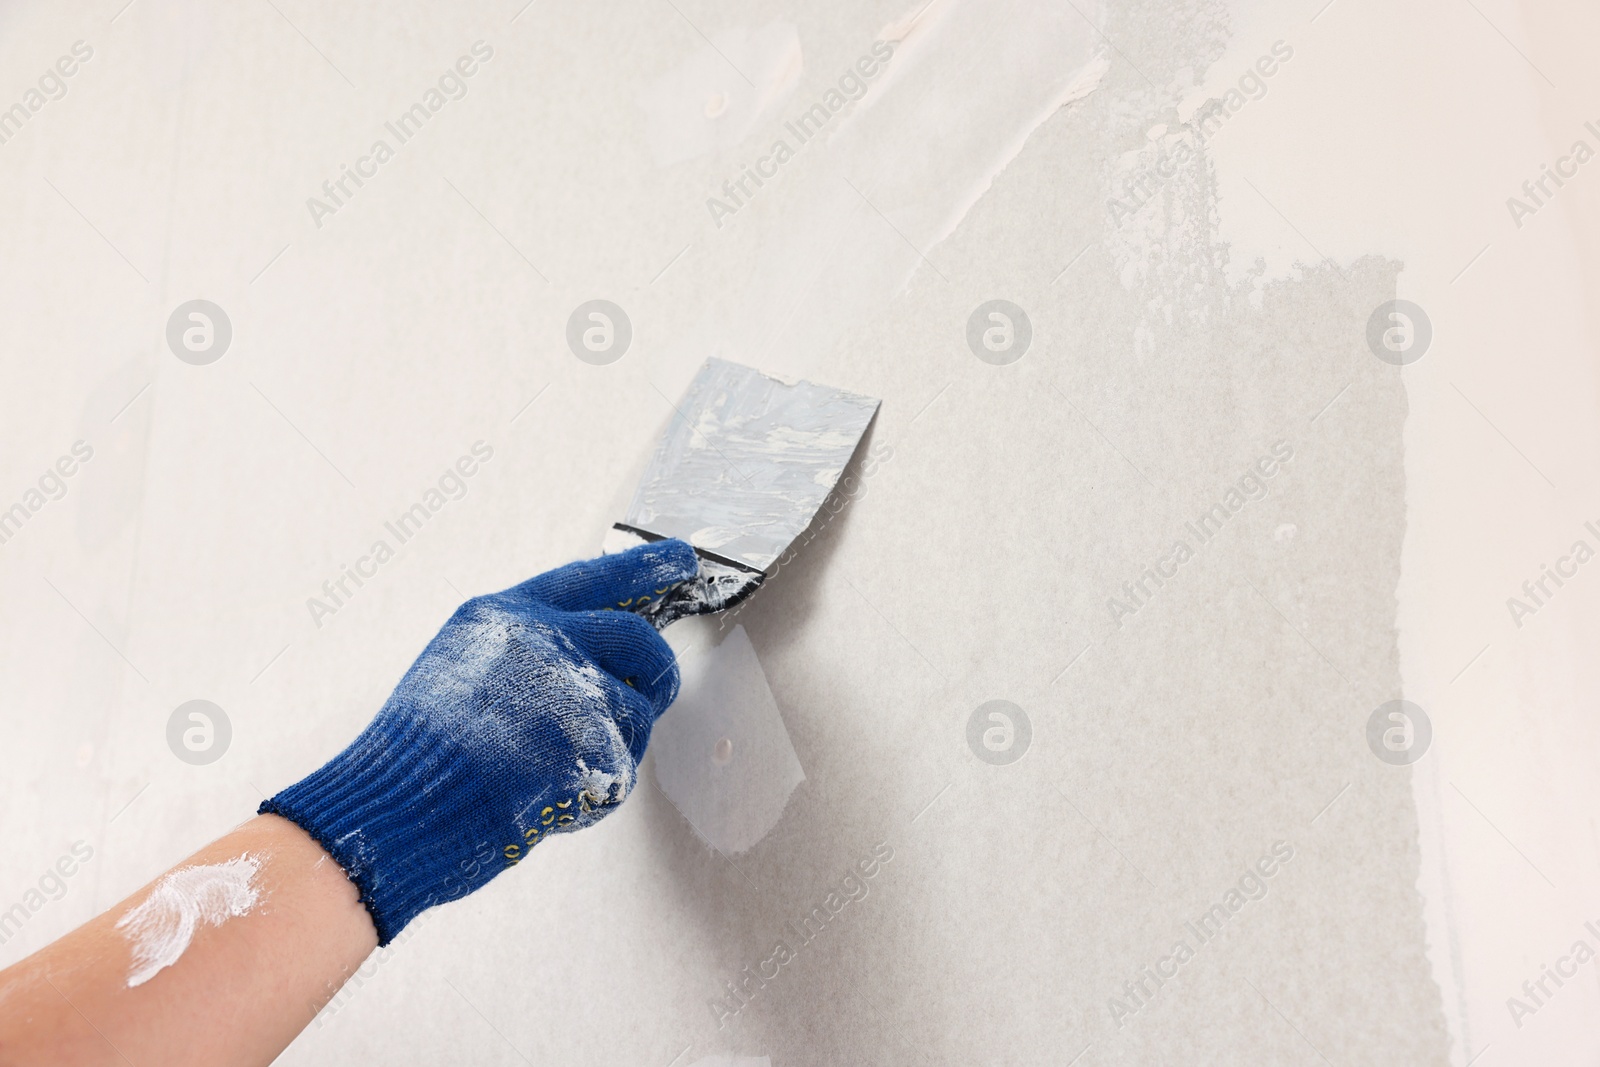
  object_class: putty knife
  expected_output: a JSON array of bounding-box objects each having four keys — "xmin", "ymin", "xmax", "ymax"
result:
[{"xmin": 602, "ymin": 358, "xmax": 880, "ymax": 628}]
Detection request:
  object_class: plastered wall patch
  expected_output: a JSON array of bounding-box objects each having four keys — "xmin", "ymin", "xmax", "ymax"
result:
[
  {"xmin": 638, "ymin": 23, "xmax": 803, "ymax": 167},
  {"xmin": 652, "ymin": 625, "xmax": 803, "ymax": 853},
  {"xmin": 675, "ymin": 0, "xmax": 1107, "ymax": 374}
]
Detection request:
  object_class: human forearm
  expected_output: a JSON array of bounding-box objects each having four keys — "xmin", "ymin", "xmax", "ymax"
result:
[{"xmin": 0, "ymin": 814, "xmax": 377, "ymax": 1067}]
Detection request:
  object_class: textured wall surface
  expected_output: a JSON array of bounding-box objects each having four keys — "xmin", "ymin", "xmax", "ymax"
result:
[{"xmin": 2, "ymin": 0, "xmax": 1597, "ymax": 1063}]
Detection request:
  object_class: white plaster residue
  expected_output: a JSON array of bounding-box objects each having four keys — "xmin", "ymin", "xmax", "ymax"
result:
[
  {"xmin": 846, "ymin": 1, "xmax": 1109, "ymax": 266},
  {"xmin": 116, "ymin": 854, "xmax": 262, "ymax": 987},
  {"xmin": 689, "ymin": 525, "xmax": 742, "ymax": 549},
  {"xmin": 760, "ymin": 424, "xmax": 858, "ymax": 452},
  {"xmin": 575, "ymin": 756, "xmax": 627, "ymax": 810},
  {"xmin": 566, "ymin": 658, "xmax": 608, "ymax": 705},
  {"xmin": 875, "ymin": 0, "xmax": 952, "ymax": 50},
  {"xmin": 410, "ymin": 616, "xmax": 508, "ymax": 718},
  {"xmin": 422, "ymin": 614, "xmax": 617, "ymax": 757},
  {"xmin": 553, "ymin": 681, "xmax": 638, "ymax": 805},
  {"xmin": 677, "ymin": 0, "xmax": 1107, "ymax": 375},
  {"xmin": 638, "ymin": 23, "xmax": 803, "ymax": 167}
]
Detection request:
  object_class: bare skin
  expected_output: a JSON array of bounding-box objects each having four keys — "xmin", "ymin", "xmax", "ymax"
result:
[{"xmin": 0, "ymin": 815, "xmax": 377, "ymax": 1067}]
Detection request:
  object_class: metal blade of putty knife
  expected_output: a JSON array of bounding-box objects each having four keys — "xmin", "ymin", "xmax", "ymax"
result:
[{"xmin": 603, "ymin": 358, "xmax": 881, "ymax": 629}]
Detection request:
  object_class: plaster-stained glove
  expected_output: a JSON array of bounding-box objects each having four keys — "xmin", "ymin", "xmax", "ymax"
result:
[{"xmin": 259, "ymin": 539, "xmax": 699, "ymax": 944}]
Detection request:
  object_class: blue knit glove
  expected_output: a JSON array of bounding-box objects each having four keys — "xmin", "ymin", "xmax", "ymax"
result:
[{"xmin": 259, "ymin": 539, "xmax": 699, "ymax": 945}]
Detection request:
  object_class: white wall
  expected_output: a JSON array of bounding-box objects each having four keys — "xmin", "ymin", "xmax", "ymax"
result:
[{"xmin": 1, "ymin": 0, "xmax": 1594, "ymax": 1062}]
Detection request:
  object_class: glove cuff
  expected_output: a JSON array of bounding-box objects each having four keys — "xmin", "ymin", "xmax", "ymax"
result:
[{"xmin": 259, "ymin": 717, "xmax": 481, "ymax": 946}]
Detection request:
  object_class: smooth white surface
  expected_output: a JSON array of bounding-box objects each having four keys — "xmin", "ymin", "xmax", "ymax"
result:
[{"xmin": 653, "ymin": 624, "xmax": 805, "ymax": 854}]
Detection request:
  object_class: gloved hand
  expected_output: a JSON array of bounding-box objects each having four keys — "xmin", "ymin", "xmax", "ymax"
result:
[{"xmin": 259, "ymin": 539, "xmax": 700, "ymax": 945}]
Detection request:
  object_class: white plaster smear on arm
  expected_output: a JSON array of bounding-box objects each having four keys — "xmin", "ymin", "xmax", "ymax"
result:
[{"xmin": 115, "ymin": 854, "xmax": 262, "ymax": 988}]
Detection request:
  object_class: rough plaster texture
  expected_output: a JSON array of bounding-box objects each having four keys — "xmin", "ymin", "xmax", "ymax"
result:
[{"xmin": 3, "ymin": 0, "xmax": 1597, "ymax": 1063}]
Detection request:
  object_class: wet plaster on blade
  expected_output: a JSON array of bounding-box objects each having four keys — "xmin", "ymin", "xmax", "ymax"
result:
[
  {"xmin": 624, "ymin": 359, "xmax": 880, "ymax": 571},
  {"xmin": 116, "ymin": 854, "xmax": 262, "ymax": 987}
]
